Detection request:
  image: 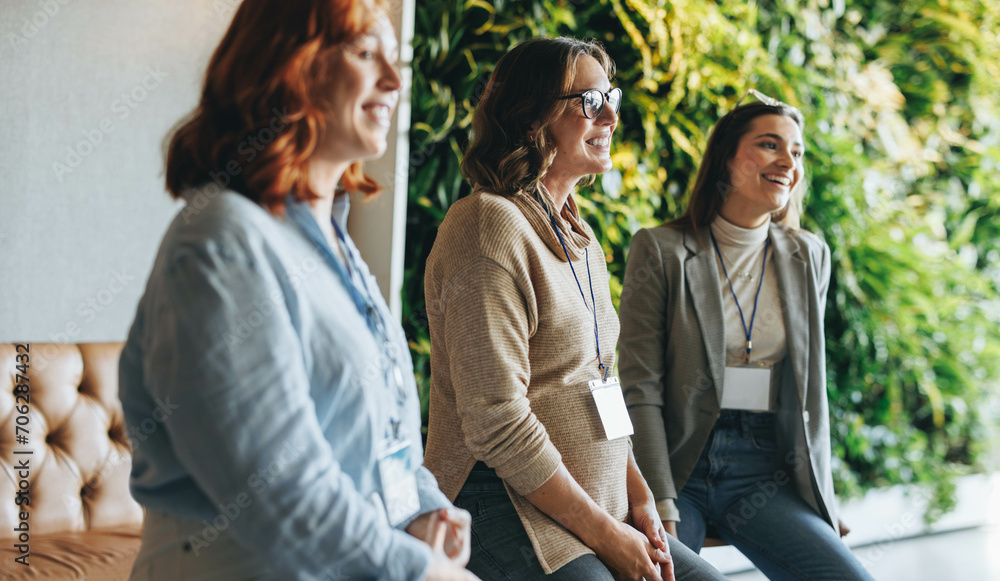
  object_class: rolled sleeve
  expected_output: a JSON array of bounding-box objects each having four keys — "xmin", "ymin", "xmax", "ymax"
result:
[
  {"xmin": 147, "ymin": 239, "xmax": 431, "ymax": 581},
  {"xmin": 399, "ymin": 466, "xmax": 454, "ymax": 531},
  {"xmin": 440, "ymin": 257, "xmax": 562, "ymax": 495},
  {"xmin": 656, "ymin": 498, "xmax": 681, "ymax": 523}
]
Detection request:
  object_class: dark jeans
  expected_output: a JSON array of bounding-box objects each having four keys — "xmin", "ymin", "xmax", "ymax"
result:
[
  {"xmin": 453, "ymin": 462, "xmax": 727, "ymax": 580},
  {"xmin": 676, "ymin": 409, "xmax": 876, "ymax": 581}
]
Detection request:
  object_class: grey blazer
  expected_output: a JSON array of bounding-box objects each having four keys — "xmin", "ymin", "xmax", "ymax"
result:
[{"xmin": 619, "ymin": 222, "xmax": 838, "ymax": 530}]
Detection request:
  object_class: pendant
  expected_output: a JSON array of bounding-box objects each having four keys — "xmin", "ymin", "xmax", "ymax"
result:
[{"xmin": 735, "ymin": 270, "xmax": 754, "ymax": 281}]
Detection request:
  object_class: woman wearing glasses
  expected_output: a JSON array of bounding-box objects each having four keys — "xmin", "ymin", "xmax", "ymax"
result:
[
  {"xmin": 422, "ymin": 38, "xmax": 726, "ymax": 581},
  {"xmin": 119, "ymin": 1, "xmax": 477, "ymax": 579},
  {"xmin": 619, "ymin": 92, "xmax": 875, "ymax": 580}
]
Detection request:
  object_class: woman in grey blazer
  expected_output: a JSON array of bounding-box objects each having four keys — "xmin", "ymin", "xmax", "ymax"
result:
[{"xmin": 619, "ymin": 92, "xmax": 875, "ymax": 580}]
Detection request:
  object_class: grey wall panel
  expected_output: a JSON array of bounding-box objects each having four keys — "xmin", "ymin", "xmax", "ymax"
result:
[
  {"xmin": 0, "ymin": 1, "xmax": 236, "ymax": 343},
  {"xmin": 347, "ymin": 0, "xmax": 416, "ymax": 319},
  {"xmin": 0, "ymin": 0, "xmax": 413, "ymax": 346},
  {"xmin": 0, "ymin": 0, "xmax": 232, "ymax": 342}
]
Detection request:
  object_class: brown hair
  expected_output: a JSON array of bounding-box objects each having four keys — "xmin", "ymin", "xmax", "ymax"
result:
[
  {"xmin": 164, "ymin": 0, "xmax": 385, "ymax": 212},
  {"xmin": 670, "ymin": 100, "xmax": 806, "ymax": 242},
  {"xmin": 461, "ymin": 37, "xmax": 615, "ymax": 197}
]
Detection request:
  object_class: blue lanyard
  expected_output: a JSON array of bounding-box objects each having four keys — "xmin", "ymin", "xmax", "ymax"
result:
[
  {"xmin": 286, "ymin": 198, "xmax": 387, "ymax": 340},
  {"xmin": 538, "ymin": 195, "xmax": 609, "ymax": 380},
  {"xmin": 285, "ymin": 198, "xmax": 408, "ymax": 437},
  {"xmin": 710, "ymin": 230, "xmax": 770, "ymax": 365}
]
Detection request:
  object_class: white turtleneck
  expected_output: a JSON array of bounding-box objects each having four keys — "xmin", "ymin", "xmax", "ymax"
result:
[{"xmin": 710, "ymin": 216, "xmax": 787, "ymax": 375}]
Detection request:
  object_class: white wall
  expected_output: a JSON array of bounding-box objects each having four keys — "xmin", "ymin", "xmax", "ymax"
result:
[
  {"xmin": 349, "ymin": 0, "xmax": 416, "ymax": 319},
  {"xmin": 0, "ymin": 0, "xmax": 412, "ymax": 342}
]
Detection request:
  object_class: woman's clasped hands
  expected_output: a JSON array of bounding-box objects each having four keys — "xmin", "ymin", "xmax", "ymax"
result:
[
  {"xmin": 592, "ymin": 495, "xmax": 674, "ymax": 581},
  {"xmin": 407, "ymin": 507, "xmax": 481, "ymax": 580},
  {"xmin": 627, "ymin": 495, "xmax": 675, "ymax": 581}
]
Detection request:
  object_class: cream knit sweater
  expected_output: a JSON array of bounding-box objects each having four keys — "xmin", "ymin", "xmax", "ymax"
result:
[{"xmin": 423, "ymin": 188, "xmax": 628, "ymax": 574}]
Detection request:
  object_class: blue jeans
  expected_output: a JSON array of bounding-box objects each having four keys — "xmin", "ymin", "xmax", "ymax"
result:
[
  {"xmin": 676, "ymin": 410, "xmax": 875, "ymax": 581},
  {"xmin": 454, "ymin": 463, "xmax": 727, "ymax": 580}
]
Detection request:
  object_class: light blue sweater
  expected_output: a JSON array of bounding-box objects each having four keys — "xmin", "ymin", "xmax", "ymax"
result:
[{"xmin": 119, "ymin": 189, "xmax": 449, "ymax": 580}]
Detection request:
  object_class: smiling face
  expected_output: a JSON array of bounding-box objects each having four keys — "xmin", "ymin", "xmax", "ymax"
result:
[
  {"xmin": 541, "ymin": 55, "xmax": 618, "ymax": 196},
  {"xmin": 314, "ymin": 16, "xmax": 401, "ymax": 166},
  {"xmin": 721, "ymin": 113, "xmax": 804, "ymax": 228}
]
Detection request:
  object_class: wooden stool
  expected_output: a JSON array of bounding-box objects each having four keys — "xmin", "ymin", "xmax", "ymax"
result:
[{"xmin": 702, "ymin": 525, "xmax": 729, "ymax": 547}]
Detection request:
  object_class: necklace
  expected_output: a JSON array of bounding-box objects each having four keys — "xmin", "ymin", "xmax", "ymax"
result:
[
  {"xmin": 711, "ymin": 232, "xmax": 771, "ymax": 364},
  {"xmin": 716, "ymin": 246, "xmax": 759, "ymax": 282}
]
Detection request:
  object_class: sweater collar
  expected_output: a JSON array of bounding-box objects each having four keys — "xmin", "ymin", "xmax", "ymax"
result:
[
  {"xmin": 684, "ymin": 219, "xmax": 802, "ymax": 259},
  {"xmin": 710, "ymin": 215, "xmax": 770, "ymax": 249},
  {"xmin": 508, "ymin": 187, "xmax": 592, "ymax": 262}
]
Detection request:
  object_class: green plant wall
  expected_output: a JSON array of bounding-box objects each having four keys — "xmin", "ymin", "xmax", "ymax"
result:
[{"xmin": 403, "ymin": 0, "xmax": 1000, "ymax": 521}]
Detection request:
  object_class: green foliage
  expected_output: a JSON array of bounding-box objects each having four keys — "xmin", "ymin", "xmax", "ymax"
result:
[{"xmin": 405, "ymin": 0, "xmax": 1000, "ymax": 520}]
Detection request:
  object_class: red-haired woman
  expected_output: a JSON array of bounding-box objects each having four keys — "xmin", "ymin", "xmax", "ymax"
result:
[{"xmin": 118, "ymin": 1, "xmax": 477, "ymax": 579}]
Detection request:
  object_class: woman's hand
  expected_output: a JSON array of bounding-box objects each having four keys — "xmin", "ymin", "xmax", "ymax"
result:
[
  {"xmin": 627, "ymin": 497, "xmax": 675, "ymax": 581},
  {"xmin": 420, "ymin": 511, "xmax": 481, "ymax": 581},
  {"xmin": 407, "ymin": 508, "xmax": 473, "ymax": 565},
  {"xmin": 425, "ymin": 560, "xmax": 480, "ymax": 581},
  {"xmin": 629, "ymin": 498, "xmax": 668, "ymax": 551},
  {"xmin": 593, "ymin": 519, "xmax": 672, "ymax": 581},
  {"xmin": 523, "ymin": 464, "xmax": 668, "ymax": 581},
  {"xmin": 623, "ymin": 447, "xmax": 675, "ymax": 580}
]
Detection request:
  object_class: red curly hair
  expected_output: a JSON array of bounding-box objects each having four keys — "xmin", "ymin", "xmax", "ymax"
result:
[{"xmin": 165, "ymin": 0, "xmax": 386, "ymax": 211}]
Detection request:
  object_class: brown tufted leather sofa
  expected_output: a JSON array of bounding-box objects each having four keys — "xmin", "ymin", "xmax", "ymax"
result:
[{"xmin": 0, "ymin": 343, "xmax": 143, "ymax": 580}]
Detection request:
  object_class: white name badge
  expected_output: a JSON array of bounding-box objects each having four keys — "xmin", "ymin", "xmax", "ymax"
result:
[
  {"xmin": 377, "ymin": 440, "xmax": 420, "ymax": 527},
  {"xmin": 721, "ymin": 365, "xmax": 773, "ymax": 411},
  {"xmin": 589, "ymin": 376, "xmax": 634, "ymax": 441}
]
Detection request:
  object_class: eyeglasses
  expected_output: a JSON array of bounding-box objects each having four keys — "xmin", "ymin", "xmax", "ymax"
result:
[
  {"xmin": 733, "ymin": 88, "xmax": 793, "ymax": 110},
  {"xmin": 557, "ymin": 87, "xmax": 622, "ymax": 119}
]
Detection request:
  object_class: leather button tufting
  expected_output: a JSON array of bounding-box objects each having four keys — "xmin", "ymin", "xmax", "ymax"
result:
[{"xmin": 0, "ymin": 342, "xmax": 143, "ymax": 580}]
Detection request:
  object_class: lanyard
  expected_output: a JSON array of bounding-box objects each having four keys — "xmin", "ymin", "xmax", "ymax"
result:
[
  {"xmin": 537, "ymin": 194, "xmax": 609, "ymax": 380},
  {"xmin": 285, "ymin": 198, "xmax": 408, "ymax": 437},
  {"xmin": 710, "ymin": 230, "xmax": 770, "ymax": 365}
]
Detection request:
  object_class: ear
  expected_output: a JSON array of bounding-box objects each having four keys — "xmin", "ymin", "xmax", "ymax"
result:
[{"xmin": 526, "ymin": 121, "xmax": 540, "ymax": 142}]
